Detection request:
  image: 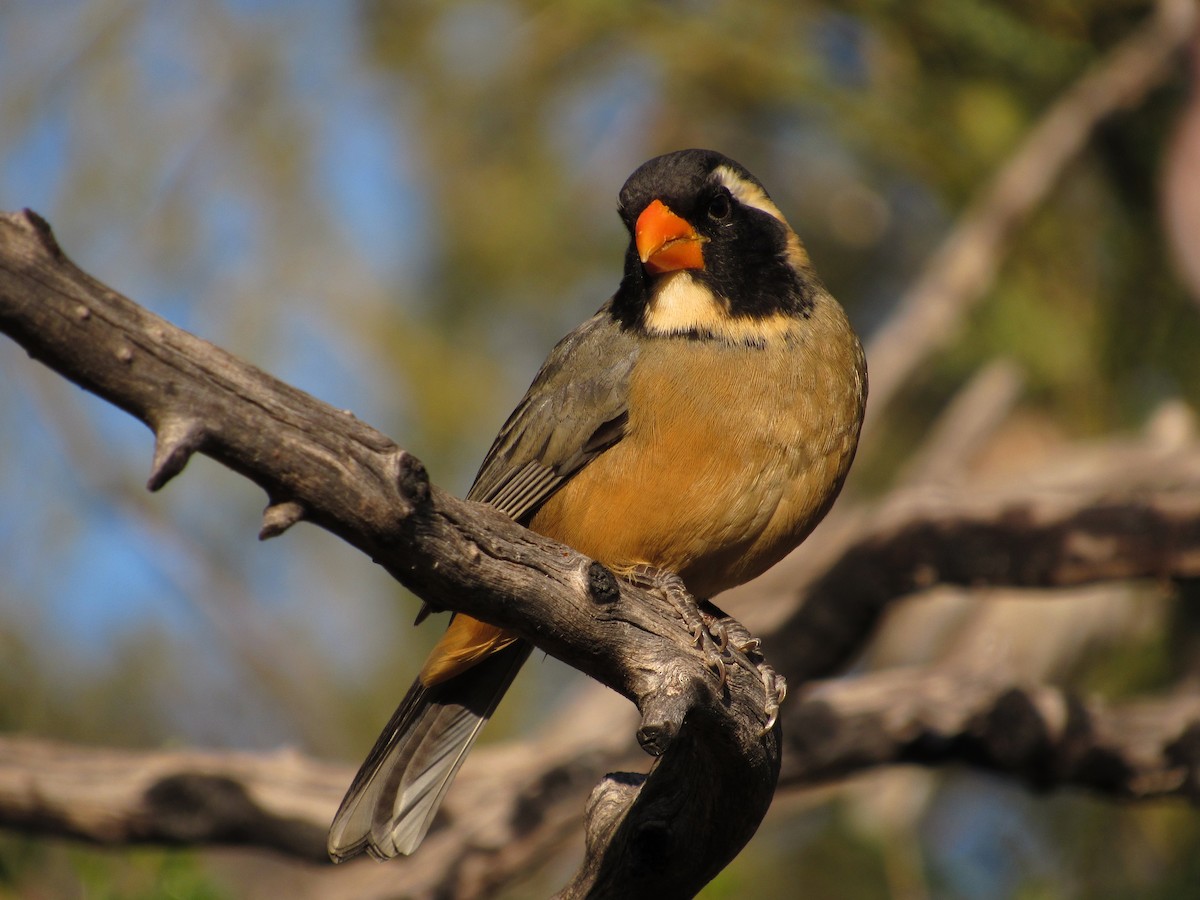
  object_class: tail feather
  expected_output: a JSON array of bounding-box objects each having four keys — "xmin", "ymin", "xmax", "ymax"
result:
[{"xmin": 328, "ymin": 641, "xmax": 532, "ymax": 861}]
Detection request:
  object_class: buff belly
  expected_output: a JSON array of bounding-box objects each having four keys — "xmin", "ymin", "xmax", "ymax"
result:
[{"xmin": 529, "ymin": 313, "xmax": 864, "ymax": 599}]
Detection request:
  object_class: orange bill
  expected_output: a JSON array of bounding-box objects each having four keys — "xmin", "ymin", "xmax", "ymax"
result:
[{"xmin": 635, "ymin": 199, "xmax": 706, "ymax": 274}]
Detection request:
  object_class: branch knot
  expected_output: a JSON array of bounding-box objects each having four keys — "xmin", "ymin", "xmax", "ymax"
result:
[
  {"xmin": 586, "ymin": 560, "xmax": 619, "ymax": 604},
  {"xmin": 394, "ymin": 450, "xmax": 430, "ymax": 509}
]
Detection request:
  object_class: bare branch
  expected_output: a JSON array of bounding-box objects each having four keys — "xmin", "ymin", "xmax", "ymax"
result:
[
  {"xmin": 0, "ymin": 209, "xmax": 779, "ymax": 898},
  {"xmin": 2, "ymin": 667, "xmax": 1194, "ymax": 888},
  {"xmin": 5, "ymin": 356, "xmax": 344, "ymax": 748},
  {"xmin": 0, "ymin": 736, "xmax": 342, "ymax": 859},
  {"xmin": 0, "ymin": 695, "xmax": 641, "ymax": 898},
  {"xmin": 783, "ymin": 668, "xmax": 1200, "ymax": 802},
  {"xmin": 775, "ymin": 439, "xmax": 1200, "ymax": 685}
]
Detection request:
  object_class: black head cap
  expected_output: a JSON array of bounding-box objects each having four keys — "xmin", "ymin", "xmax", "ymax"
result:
[
  {"xmin": 613, "ymin": 149, "xmax": 814, "ymax": 327},
  {"xmin": 617, "ymin": 149, "xmax": 760, "ymax": 223}
]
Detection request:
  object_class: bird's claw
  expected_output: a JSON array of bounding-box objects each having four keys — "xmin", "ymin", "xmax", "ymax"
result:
[
  {"xmin": 617, "ymin": 564, "xmax": 786, "ymax": 730},
  {"xmin": 707, "ymin": 647, "xmax": 727, "ymax": 685},
  {"xmin": 710, "ymin": 615, "xmax": 787, "ymax": 733},
  {"xmin": 758, "ymin": 664, "xmax": 787, "ymax": 734},
  {"xmin": 708, "ymin": 619, "xmax": 764, "ymax": 679}
]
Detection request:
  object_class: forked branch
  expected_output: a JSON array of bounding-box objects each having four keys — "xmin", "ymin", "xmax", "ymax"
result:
[{"xmin": 0, "ymin": 209, "xmax": 779, "ymax": 900}]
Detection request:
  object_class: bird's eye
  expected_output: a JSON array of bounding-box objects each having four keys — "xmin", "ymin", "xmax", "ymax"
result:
[{"xmin": 708, "ymin": 189, "xmax": 732, "ymax": 222}]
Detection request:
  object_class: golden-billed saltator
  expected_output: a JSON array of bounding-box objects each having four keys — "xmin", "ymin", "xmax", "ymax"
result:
[{"xmin": 328, "ymin": 149, "xmax": 867, "ymax": 862}]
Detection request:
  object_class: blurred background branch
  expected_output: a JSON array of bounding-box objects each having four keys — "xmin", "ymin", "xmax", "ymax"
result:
[{"xmin": 862, "ymin": 0, "xmax": 1197, "ymax": 437}]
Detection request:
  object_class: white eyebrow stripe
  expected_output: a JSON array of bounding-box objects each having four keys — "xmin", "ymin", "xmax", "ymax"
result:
[
  {"xmin": 713, "ymin": 164, "xmax": 811, "ymax": 269},
  {"xmin": 714, "ymin": 165, "xmax": 788, "ymax": 225}
]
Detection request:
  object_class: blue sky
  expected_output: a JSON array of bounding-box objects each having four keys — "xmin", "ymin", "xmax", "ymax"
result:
[{"xmin": 0, "ymin": 1, "xmax": 423, "ymax": 727}]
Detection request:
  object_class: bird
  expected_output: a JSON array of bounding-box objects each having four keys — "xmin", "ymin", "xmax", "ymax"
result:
[{"xmin": 327, "ymin": 148, "xmax": 868, "ymax": 862}]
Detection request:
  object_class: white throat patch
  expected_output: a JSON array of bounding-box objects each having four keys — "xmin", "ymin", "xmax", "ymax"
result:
[
  {"xmin": 643, "ymin": 272, "xmax": 728, "ymax": 336},
  {"xmin": 643, "ymin": 272, "xmax": 796, "ymax": 345}
]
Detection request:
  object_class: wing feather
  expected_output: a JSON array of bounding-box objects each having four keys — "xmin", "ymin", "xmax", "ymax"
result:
[
  {"xmin": 329, "ymin": 304, "xmax": 638, "ymax": 861},
  {"xmin": 467, "ymin": 302, "xmax": 638, "ymax": 522}
]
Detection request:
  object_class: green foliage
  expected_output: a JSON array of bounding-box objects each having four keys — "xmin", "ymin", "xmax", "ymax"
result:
[
  {"xmin": 0, "ymin": 839, "xmax": 231, "ymax": 900},
  {"xmin": 705, "ymin": 801, "xmax": 891, "ymax": 898}
]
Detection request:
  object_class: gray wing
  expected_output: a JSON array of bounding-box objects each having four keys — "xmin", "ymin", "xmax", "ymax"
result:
[{"xmin": 466, "ymin": 301, "xmax": 637, "ymax": 522}]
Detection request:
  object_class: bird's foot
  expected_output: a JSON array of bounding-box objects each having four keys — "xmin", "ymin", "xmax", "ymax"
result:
[
  {"xmin": 618, "ymin": 564, "xmax": 727, "ymax": 680},
  {"xmin": 708, "ymin": 614, "xmax": 787, "ymax": 733},
  {"xmin": 617, "ymin": 564, "xmax": 786, "ymax": 732}
]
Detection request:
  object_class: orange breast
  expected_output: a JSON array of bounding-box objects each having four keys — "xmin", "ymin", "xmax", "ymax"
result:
[
  {"xmin": 423, "ymin": 299, "xmax": 865, "ymax": 686},
  {"xmin": 529, "ymin": 311, "xmax": 864, "ymax": 599}
]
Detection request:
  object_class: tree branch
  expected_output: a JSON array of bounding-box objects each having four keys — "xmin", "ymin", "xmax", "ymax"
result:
[
  {"xmin": 783, "ymin": 668, "xmax": 1200, "ymax": 802},
  {"xmin": 2, "ymin": 665, "xmax": 1194, "ymax": 889},
  {"xmin": 7, "ymin": 204, "xmax": 1198, "ymax": 886},
  {"xmin": 777, "ymin": 449, "xmax": 1200, "ymax": 684},
  {"xmin": 0, "ymin": 737, "xmax": 342, "ymax": 859},
  {"xmin": 0, "ymin": 208, "xmax": 778, "ymax": 899}
]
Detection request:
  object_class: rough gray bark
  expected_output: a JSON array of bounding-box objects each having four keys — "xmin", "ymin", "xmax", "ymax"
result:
[
  {"xmin": 783, "ymin": 668, "xmax": 1200, "ymax": 800},
  {"xmin": 0, "ymin": 208, "xmax": 779, "ymax": 900},
  {"xmin": 778, "ymin": 476, "xmax": 1200, "ymax": 685},
  {"xmin": 0, "ymin": 737, "xmax": 343, "ymax": 859}
]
